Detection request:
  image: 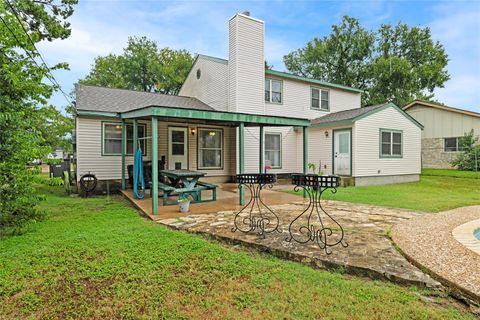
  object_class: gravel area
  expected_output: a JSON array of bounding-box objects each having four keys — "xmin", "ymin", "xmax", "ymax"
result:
[{"xmin": 392, "ymin": 205, "xmax": 480, "ymax": 303}]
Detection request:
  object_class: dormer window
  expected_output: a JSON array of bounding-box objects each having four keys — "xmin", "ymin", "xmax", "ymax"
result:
[
  {"xmin": 311, "ymin": 87, "xmax": 329, "ymax": 111},
  {"xmin": 265, "ymin": 79, "xmax": 282, "ymax": 104}
]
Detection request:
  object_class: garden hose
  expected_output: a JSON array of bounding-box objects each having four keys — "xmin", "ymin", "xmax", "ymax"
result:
[
  {"xmin": 79, "ymin": 173, "xmax": 97, "ymax": 195},
  {"xmin": 134, "ymin": 148, "xmax": 145, "ymax": 199}
]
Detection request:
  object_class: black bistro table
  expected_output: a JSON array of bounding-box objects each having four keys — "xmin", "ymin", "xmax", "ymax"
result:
[
  {"xmin": 231, "ymin": 173, "xmax": 281, "ymax": 238},
  {"xmin": 286, "ymin": 174, "xmax": 348, "ymax": 254}
]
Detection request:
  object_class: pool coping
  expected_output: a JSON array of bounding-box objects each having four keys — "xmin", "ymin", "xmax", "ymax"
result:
[{"xmin": 452, "ymin": 218, "xmax": 480, "ymax": 255}]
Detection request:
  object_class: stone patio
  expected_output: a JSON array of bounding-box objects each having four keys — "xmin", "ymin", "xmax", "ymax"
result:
[{"xmin": 157, "ymin": 200, "xmax": 442, "ymax": 290}]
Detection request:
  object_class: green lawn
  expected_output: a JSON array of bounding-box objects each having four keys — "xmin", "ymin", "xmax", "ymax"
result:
[
  {"xmin": 286, "ymin": 175, "xmax": 480, "ymax": 213},
  {"xmin": 422, "ymin": 168, "xmax": 480, "ymax": 179},
  {"xmin": 0, "ymin": 186, "xmax": 474, "ymax": 319}
]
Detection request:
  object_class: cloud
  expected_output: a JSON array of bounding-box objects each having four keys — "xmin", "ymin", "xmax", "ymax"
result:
[{"xmin": 430, "ymin": 2, "xmax": 480, "ymax": 111}]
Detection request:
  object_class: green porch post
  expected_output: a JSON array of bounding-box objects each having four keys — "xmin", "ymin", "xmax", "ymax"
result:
[
  {"xmin": 121, "ymin": 119, "xmax": 126, "ymax": 190},
  {"xmin": 151, "ymin": 116, "xmax": 158, "ymax": 215},
  {"xmin": 133, "ymin": 119, "xmax": 138, "ymax": 199},
  {"xmin": 259, "ymin": 125, "xmax": 264, "ymax": 173},
  {"xmin": 303, "ymin": 126, "xmax": 308, "ymax": 198},
  {"xmin": 239, "ymin": 122, "xmax": 245, "ymax": 205}
]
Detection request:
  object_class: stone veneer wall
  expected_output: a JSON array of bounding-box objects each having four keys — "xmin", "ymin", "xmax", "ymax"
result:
[{"xmin": 421, "ymin": 138, "xmax": 459, "ymax": 169}]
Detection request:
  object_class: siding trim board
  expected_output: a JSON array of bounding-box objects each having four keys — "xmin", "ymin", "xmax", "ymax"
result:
[
  {"xmin": 379, "ymin": 128, "xmax": 403, "ymax": 159},
  {"xmin": 332, "ymin": 128, "xmax": 353, "ymax": 176},
  {"xmin": 101, "ymin": 121, "xmax": 147, "ymax": 156},
  {"xmin": 310, "ymin": 86, "xmax": 330, "ymax": 112},
  {"xmin": 264, "ymin": 131, "xmax": 282, "ymax": 169},
  {"xmin": 196, "ymin": 127, "xmax": 225, "ymax": 170}
]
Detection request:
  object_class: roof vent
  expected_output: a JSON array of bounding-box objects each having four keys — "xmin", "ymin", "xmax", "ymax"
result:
[{"xmin": 241, "ymin": 11, "xmax": 250, "ymax": 16}]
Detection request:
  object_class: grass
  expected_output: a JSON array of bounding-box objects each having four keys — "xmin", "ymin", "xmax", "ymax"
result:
[
  {"xmin": 0, "ymin": 186, "xmax": 475, "ymax": 319},
  {"xmin": 422, "ymin": 168, "xmax": 480, "ymax": 179},
  {"xmin": 286, "ymin": 175, "xmax": 480, "ymax": 213}
]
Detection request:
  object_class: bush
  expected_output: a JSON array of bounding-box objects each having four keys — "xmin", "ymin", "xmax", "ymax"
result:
[{"xmin": 451, "ymin": 130, "xmax": 480, "ymax": 171}]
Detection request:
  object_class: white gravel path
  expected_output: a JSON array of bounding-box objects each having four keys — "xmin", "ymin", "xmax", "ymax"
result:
[{"xmin": 392, "ymin": 206, "xmax": 480, "ymax": 303}]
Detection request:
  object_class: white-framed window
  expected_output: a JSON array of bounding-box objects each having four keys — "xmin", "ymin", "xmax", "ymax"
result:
[
  {"xmin": 444, "ymin": 137, "xmax": 465, "ymax": 152},
  {"xmin": 265, "ymin": 133, "xmax": 282, "ymax": 168},
  {"xmin": 103, "ymin": 122, "xmax": 146, "ymax": 156},
  {"xmin": 198, "ymin": 128, "xmax": 223, "ymax": 169},
  {"xmin": 380, "ymin": 129, "xmax": 402, "ymax": 158},
  {"xmin": 311, "ymin": 87, "xmax": 329, "ymax": 110},
  {"xmin": 265, "ymin": 79, "xmax": 283, "ymax": 103}
]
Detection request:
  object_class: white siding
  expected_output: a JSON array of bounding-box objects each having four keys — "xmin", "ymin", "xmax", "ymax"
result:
[
  {"xmin": 304, "ymin": 126, "xmax": 353, "ymax": 176},
  {"xmin": 265, "ymin": 75, "xmax": 362, "ymax": 119},
  {"xmin": 179, "ymin": 56, "xmax": 228, "ymax": 111},
  {"xmin": 228, "ymin": 13, "xmax": 265, "ymax": 114},
  {"xmin": 76, "ymin": 117, "xmax": 236, "ymax": 181},
  {"xmin": 240, "ymin": 126, "xmax": 301, "ymax": 174},
  {"xmin": 405, "ymin": 105, "xmax": 480, "ymax": 139},
  {"xmin": 354, "ymin": 107, "xmax": 422, "ymax": 177}
]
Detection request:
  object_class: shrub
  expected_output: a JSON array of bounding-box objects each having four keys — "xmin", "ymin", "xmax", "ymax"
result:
[{"xmin": 451, "ymin": 130, "xmax": 480, "ymax": 171}]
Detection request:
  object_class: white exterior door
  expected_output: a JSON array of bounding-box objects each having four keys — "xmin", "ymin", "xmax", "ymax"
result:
[
  {"xmin": 334, "ymin": 130, "xmax": 351, "ymax": 175},
  {"xmin": 168, "ymin": 127, "xmax": 188, "ymax": 170}
]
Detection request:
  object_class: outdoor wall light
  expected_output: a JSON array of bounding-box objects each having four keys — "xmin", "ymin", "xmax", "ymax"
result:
[
  {"xmin": 190, "ymin": 128, "xmax": 196, "ymax": 136},
  {"xmin": 209, "ymin": 131, "xmax": 216, "ymax": 136},
  {"xmin": 324, "ymin": 130, "xmax": 329, "ymax": 137}
]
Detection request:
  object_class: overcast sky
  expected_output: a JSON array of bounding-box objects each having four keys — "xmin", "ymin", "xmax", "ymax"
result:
[{"xmin": 39, "ymin": 0, "xmax": 480, "ymax": 113}]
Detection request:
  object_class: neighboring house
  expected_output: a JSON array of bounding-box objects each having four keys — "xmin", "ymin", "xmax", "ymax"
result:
[
  {"xmin": 74, "ymin": 12, "xmax": 423, "ymax": 192},
  {"xmin": 404, "ymin": 100, "xmax": 480, "ymax": 169},
  {"xmin": 47, "ymin": 147, "xmax": 64, "ymax": 160}
]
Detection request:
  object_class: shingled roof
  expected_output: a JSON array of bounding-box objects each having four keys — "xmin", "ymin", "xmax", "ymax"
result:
[
  {"xmin": 311, "ymin": 103, "xmax": 388, "ymax": 126},
  {"xmin": 75, "ymin": 84, "xmax": 215, "ymax": 113}
]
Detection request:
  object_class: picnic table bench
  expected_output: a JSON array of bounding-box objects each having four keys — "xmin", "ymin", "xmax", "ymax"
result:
[{"xmin": 150, "ymin": 170, "xmax": 217, "ymax": 206}]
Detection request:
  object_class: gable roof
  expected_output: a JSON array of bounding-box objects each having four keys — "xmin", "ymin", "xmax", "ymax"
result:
[
  {"xmin": 403, "ymin": 100, "xmax": 480, "ymax": 118},
  {"xmin": 192, "ymin": 54, "xmax": 363, "ymax": 94},
  {"xmin": 311, "ymin": 102, "xmax": 424, "ymax": 129},
  {"xmin": 75, "ymin": 84, "xmax": 215, "ymax": 113}
]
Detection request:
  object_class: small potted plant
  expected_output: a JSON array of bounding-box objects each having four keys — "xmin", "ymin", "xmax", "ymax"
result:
[{"xmin": 178, "ymin": 195, "xmax": 192, "ymax": 213}]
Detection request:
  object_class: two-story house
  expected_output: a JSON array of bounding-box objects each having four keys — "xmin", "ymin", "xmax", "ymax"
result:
[{"xmin": 74, "ymin": 12, "xmax": 423, "ymax": 198}]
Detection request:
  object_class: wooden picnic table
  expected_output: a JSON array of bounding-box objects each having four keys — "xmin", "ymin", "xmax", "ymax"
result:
[{"xmin": 160, "ymin": 169, "xmax": 206, "ymax": 189}]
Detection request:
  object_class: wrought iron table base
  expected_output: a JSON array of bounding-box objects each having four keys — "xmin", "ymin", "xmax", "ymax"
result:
[
  {"xmin": 286, "ymin": 175, "xmax": 348, "ymax": 255},
  {"xmin": 231, "ymin": 175, "xmax": 281, "ymax": 238}
]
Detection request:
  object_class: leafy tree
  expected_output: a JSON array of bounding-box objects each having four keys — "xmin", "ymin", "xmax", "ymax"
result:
[
  {"xmin": 0, "ymin": 0, "xmax": 77, "ymax": 235},
  {"xmin": 81, "ymin": 36, "xmax": 194, "ymax": 95},
  {"xmin": 284, "ymin": 16, "xmax": 450, "ymax": 107},
  {"xmin": 36, "ymin": 105, "xmax": 75, "ymax": 154},
  {"xmin": 451, "ymin": 130, "xmax": 480, "ymax": 171}
]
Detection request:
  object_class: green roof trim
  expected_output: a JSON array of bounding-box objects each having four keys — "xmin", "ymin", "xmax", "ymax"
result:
[
  {"xmin": 120, "ymin": 106, "xmax": 310, "ymax": 127},
  {"xmin": 76, "ymin": 110, "xmax": 120, "ymax": 118},
  {"xmin": 265, "ymin": 69, "xmax": 364, "ymax": 94},
  {"xmin": 311, "ymin": 102, "xmax": 424, "ymax": 129}
]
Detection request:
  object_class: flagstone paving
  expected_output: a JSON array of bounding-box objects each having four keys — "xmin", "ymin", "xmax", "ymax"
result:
[{"xmin": 158, "ymin": 200, "xmax": 442, "ymax": 290}]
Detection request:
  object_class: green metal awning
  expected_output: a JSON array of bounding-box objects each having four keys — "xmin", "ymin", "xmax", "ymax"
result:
[{"xmin": 119, "ymin": 105, "xmax": 310, "ymax": 127}]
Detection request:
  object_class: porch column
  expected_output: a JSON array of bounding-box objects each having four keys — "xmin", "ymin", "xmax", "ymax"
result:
[
  {"xmin": 259, "ymin": 125, "xmax": 264, "ymax": 173},
  {"xmin": 303, "ymin": 126, "xmax": 308, "ymax": 198},
  {"xmin": 151, "ymin": 116, "xmax": 158, "ymax": 215},
  {"xmin": 239, "ymin": 122, "xmax": 245, "ymax": 205},
  {"xmin": 121, "ymin": 119, "xmax": 126, "ymax": 190},
  {"xmin": 133, "ymin": 119, "xmax": 138, "ymax": 199}
]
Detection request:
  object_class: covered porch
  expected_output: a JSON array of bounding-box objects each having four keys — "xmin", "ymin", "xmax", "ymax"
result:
[
  {"xmin": 120, "ymin": 182, "xmax": 304, "ymax": 220},
  {"xmin": 118, "ymin": 105, "xmax": 310, "ymax": 215}
]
